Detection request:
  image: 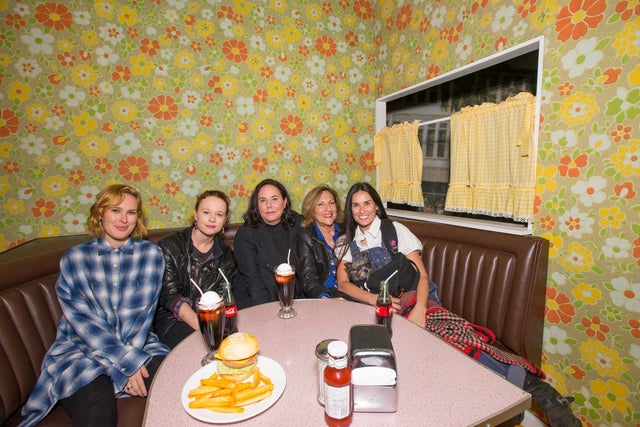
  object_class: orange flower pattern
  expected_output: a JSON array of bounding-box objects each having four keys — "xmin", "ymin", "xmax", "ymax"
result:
[
  {"xmin": 0, "ymin": 109, "xmax": 20, "ymax": 137},
  {"xmin": 0, "ymin": 2, "xmax": 638, "ymax": 423},
  {"xmin": 147, "ymin": 95, "xmax": 179, "ymax": 121},
  {"xmin": 35, "ymin": 3, "xmax": 73, "ymax": 31},
  {"xmin": 556, "ymin": 0, "xmax": 607, "ymax": 41},
  {"xmin": 118, "ymin": 157, "xmax": 149, "ymax": 182}
]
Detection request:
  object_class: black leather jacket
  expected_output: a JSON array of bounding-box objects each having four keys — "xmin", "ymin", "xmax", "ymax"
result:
[
  {"xmin": 232, "ymin": 215, "xmax": 302, "ymax": 309},
  {"xmin": 154, "ymin": 227, "xmax": 236, "ymax": 336},
  {"xmin": 296, "ymin": 225, "xmax": 343, "ymax": 299}
]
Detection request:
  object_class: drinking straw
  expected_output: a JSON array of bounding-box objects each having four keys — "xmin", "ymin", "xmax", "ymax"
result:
[
  {"xmin": 385, "ymin": 269, "xmax": 399, "ymax": 282},
  {"xmin": 218, "ymin": 268, "xmax": 230, "ymax": 286},
  {"xmin": 189, "ymin": 278, "xmax": 204, "ymax": 296},
  {"xmin": 287, "ymin": 249, "xmax": 291, "ymax": 265}
]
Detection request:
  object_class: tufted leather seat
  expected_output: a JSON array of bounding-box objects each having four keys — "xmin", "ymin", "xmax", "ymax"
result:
[{"xmin": 393, "ymin": 218, "xmax": 548, "ymax": 366}]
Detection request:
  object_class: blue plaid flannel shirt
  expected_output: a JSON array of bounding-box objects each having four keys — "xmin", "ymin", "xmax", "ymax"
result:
[{"xmin": 20, "ymin": 238, "xmax": 169, "ymax": 427}]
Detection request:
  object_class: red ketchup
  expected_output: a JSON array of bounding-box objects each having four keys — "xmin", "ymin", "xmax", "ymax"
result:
[{"xmin": 323, "ymin": 340, "xmax": 352, "ymax": 426}]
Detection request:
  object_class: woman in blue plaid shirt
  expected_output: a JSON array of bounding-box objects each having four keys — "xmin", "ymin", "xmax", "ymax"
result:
[{"xmin": 20, "ymin": 184, "xmax": 169, "ymax": 427}]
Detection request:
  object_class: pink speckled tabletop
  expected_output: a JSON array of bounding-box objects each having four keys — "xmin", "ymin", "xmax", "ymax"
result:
[{"xmin": 143, "ymin": 299, "xmax": 529, "ymax": 426}]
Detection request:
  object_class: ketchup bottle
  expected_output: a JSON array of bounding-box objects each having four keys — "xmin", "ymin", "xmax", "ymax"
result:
[
  {"xmin": 375, "ymin": 280, "xmax": 393, "ymax": 338},
  {"xmin": 323, "ymin": 340, "xmax": 352, "ymax": 426},
  {"xmin": 221, "ymin": 277, "xmax": 238, "ymax": 338}
]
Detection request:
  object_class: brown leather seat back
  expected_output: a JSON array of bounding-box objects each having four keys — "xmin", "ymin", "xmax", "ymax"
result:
[
  {"xmin": 393, "ymin": 218, "xmax": 548, "ymax": 366},
  {"xmin": 0, "ymin": 277, "xmax": 61, "ymax": 425}
]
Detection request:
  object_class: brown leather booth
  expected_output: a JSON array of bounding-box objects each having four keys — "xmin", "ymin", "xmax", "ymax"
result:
[{"xmin": 0, "ymin": 220, "xmax": 547, "ymax": 426}]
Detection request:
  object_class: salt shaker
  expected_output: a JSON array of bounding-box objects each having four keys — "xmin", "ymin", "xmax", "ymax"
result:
[{"xmin": 315, "ymin": 339, "xmax": 337, "ymax": 406}]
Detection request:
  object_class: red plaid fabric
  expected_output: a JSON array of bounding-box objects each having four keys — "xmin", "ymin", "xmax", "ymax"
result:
[{"xmin": 418, "ymin": 306, "xmax": 545, "ymax": 378}]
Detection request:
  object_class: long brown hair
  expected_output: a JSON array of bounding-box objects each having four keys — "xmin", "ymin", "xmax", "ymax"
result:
[{"xmin": 335, "ymin": 182, "xmax": 387, "ymax": 259}]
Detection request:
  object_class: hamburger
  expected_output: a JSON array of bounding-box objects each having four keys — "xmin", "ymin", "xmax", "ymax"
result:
[{"xmin": 216, "ymin": 332, "xmax": 260, "ymax": 381}]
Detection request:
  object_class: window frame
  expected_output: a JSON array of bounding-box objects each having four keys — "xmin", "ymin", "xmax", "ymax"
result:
[{"xmin": 374, "ymin": 37, "xmax": 545, "ymax": 236}]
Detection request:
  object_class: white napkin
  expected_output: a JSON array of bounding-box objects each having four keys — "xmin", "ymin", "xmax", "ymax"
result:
[{"xmin": 352, "ymin": 367, "xmax": 397, "ymax": 386}]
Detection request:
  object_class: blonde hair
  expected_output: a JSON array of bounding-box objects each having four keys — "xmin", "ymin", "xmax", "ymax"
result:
[
  {"xmin": 300, "ymin": 185, "xmax": 343, "ymax": 227},
  {"xmin": 87, "ymin": 184, "xmax": 147, "ymax": 238}
]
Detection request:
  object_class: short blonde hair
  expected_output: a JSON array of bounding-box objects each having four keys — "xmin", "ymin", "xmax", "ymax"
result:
[
  {"xmin": 87, "ymin": 184, "xmax": 147, "ymax": 238},
  {"xmin": 300, "ymin": 185, "xmax": 343, "ymax": 227}
]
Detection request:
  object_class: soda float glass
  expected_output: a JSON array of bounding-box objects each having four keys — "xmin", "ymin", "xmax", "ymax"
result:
[
  {"xmin": 196, "ymin": 291, "xmax": 226, "ymax": 366},
  {"xmin": 274, "ymin": 263, "xmax": 296, "ymax": 319}
]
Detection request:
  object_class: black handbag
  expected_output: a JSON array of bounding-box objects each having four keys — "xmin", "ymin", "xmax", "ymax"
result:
[
  {"xmin": 344, "ymin": 219, "xmax": 420, "ymax": 297},
  {"xmin": 365, "ymin": 251, "xmax": 419, "ymax": 297}
]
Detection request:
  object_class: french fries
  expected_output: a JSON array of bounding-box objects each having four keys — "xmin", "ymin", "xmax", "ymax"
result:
[{"xmin": 188, "ymin": 367, "xmax": 274, "ymax": 413}]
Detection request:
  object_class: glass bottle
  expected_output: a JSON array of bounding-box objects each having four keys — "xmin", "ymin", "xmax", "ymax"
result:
[
  {"xmin": 323, "ymin": 340, "xmax": 352, "ymax": 427},
  {"xmin": 375, "ymin": 280, "xmax": 393, "ymax": 338},
  {"xmin": 221, "ymin": 277, "xmax": 238, "ymax": 338}
]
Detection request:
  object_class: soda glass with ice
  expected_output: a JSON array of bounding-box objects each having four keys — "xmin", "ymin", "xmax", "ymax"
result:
[
  {"xmin": 274, "ymin": 263, "xmax": 297, "ymax": 319},
  {"xmin": 196, "ymin": 291, "xmax": 226, "ymax": 366}
]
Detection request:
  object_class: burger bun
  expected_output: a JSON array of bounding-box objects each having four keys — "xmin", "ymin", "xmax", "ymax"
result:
[{"xmin": 216, "ymin": 332, "xmax": 260, "ymax": 380}]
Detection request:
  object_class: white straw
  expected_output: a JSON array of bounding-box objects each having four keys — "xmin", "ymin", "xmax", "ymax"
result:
[
  {"xmin": 190, "ymin": 278, "xmax": 204, "ymax": 296},
  {"xmin": 385, "ymin": 269, "xmax": 399, "ymax": 282},
  {"xmin": 287, "ymin": 249, "xmax": 291, "ymax": 265},
  {"xmin": 218, "ymin": 268, "xmax": 230, "ymax": 286}
]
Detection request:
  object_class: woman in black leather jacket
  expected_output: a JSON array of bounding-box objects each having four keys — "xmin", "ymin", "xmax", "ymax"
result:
[
  {"xmin": 296, "ymin": 185, "xmax": 344, "ymax": 298},
  {"xmin": 154, "ymin": 190, "xmax": 237, "ymax": 349}
]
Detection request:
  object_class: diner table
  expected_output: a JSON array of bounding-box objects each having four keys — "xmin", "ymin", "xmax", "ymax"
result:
[{"xmin": 143, "ymin": 299, "xmax": 530, "ymax": 426}]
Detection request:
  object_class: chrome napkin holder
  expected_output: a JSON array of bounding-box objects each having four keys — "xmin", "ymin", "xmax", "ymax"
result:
[{"xmin": 349, "ymin": 324, "xmax": 398, "ymax": 413}]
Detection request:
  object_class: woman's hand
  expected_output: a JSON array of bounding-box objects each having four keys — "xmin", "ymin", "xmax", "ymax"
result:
[
  {"xmin": 406, "ymin": 304, "xmax": 427, "ymax": 328},
  {"xmin": 391, "ymin": 296, "xmax": 402, "ymax": 312},
  {"xmin": 125, "ymin": 365, "xmax": 149, "ymax": 397},
  {"xmin": 179, "ymin": 302, "xmax": 199, "ymax": 331}
]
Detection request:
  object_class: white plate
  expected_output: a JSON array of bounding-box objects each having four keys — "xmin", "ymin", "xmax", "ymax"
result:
[{"xmin": 181, "ymin": 356, "xmax": 286, "ymax": 423}]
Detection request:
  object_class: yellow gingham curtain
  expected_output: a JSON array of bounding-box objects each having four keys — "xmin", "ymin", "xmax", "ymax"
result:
[
  {"xmin": 374, "ymin": 120, "xmax": 424, "ymax": 207},
  {"xmin": 445, "ymin": 92, "xmax": 536, "ymax": 222}
]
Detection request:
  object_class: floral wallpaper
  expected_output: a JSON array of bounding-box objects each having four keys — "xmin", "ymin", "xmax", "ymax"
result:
[
  {"xmin": 0, "ymin": 0, "xmax": 638, "ymax": 425},
  {"xmin": 0, "ymin": 0, "xmax": 379, "ymax": 249},
  {"xmin": 372, "ymin": 0, "xmax": 639, "ymax": 425}
]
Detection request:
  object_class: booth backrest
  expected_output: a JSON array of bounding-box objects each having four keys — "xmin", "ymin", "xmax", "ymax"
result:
[
  {"xmin": 392, "ymin": 218, "xmax": 548, "ymax": 366},
  {"xmin": 0, "ymin": 221, "xmax": 547, "ymax": 425}
]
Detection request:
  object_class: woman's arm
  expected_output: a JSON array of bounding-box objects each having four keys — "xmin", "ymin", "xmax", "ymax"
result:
[
  {"xmin": 336, "ymin": 260, "xmax": 379, "ymax": 306},
  {"xmin": 295, "ymin": 230, "xmax": 331, "ymax": 298},
  {"xmin": 178, "ymin": 303, "xmax": 199, "ymax": 330},
  {"xmin": 158, "ymin": 235, "xmax": 189, "ymax": 316},
  {"xmin": 404, "ymin": 249, "xmax": 429, "ymax": 327}
]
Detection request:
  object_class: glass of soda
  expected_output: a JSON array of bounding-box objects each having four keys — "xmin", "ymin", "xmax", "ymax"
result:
[
  {"xmin": 274, "ymin": 263, "xmax": 297, "ymax": 319},
  {"xmin": 196, "ymin": 292, "xmax": 226, "ymax": 366}
]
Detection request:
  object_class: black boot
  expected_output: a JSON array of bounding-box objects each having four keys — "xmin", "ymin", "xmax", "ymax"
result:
[{"xmin": 523, "ymin": 372, "xmax": 581, "ymax": 427}]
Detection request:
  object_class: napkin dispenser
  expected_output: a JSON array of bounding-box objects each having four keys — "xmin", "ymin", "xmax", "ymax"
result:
[{"xmin": 349, "ymin": 324, "xmax": 398, "ymax": 413}]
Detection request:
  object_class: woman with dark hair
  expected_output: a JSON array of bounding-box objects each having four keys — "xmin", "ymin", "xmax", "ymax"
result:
[
  {"xmin": 233, "ymin": 179, "xmax": 302, "ymax": 309},
  {"xmin": 336, "ymin": 182, "xmax": 580, "ymax": 427},
  {"xmin": 154, "ymin": 190, "xmax": 237, "ymax": 349},
  {"xmin": 336, "ymin": 182, "xmax": 434, "ymax": 325},
  {"xmin": 21, "ymin": 184, "xmax": 168, "ymax": 427},
  {"xmin": 296, "ymin": 185, "xmax": 344, "ymax": 298}
]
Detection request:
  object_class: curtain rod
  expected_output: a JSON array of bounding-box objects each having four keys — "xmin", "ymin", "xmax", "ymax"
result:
[{"xmin": 418, "ymin": 116, "xmax": 450, "ymax": 127}]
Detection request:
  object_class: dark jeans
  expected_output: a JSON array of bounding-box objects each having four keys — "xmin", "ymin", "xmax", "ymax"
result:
[
  {"xmin": 60, "ymin": 356, "xmax": 165, "ymax": 427},
  {"xmin": 476, "ymin": 351, "xmax": 526, "ymax": 388}
]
